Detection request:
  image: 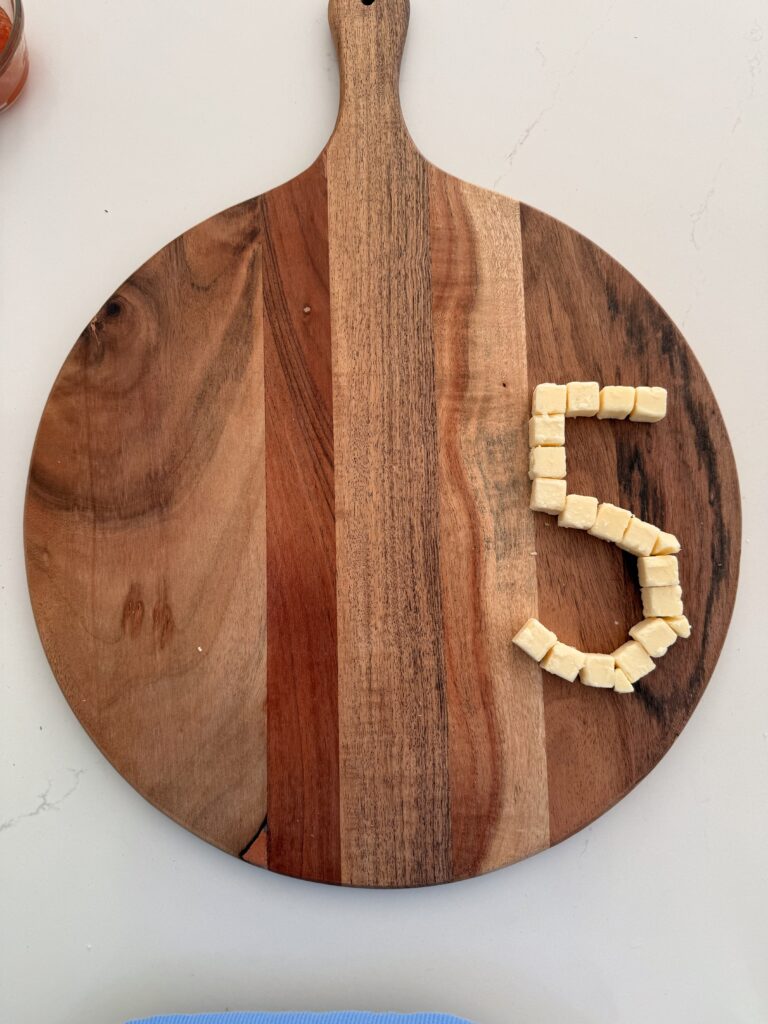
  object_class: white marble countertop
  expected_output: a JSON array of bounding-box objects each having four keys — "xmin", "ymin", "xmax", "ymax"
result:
[{"xmin": 1, "ymin": 2, "xmax": 766, "ymax": 1022}]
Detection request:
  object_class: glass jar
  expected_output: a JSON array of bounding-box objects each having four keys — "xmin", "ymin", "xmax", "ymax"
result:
[{"xmin": 0, "ymin": 0, "xmax": 29, "ymax": 112}]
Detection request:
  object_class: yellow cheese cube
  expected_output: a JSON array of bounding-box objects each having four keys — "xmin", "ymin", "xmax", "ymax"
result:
[
  {"xmin": 629, "ymin": 617, "xmax": 678, "ymax": 658},
  {"xmin": 613, "ymin": 640, "xmax": 656, "ymax": 683},
  {"xmin": 613, "ymin": 668, "xmax": 635, "ymax": 693},
  {"xmin": 638, "ymin": 555, "xmax": 679, "ymax": 588},
  {"xmin": 653, "ymin": 530, "xmax": 681, "ymax": 555},
  {"xmin": 529, "ymin": 446, "xmax": 566, "ymax": 480},
  {"xmin": 665, "ymin": 615, "xmax": 692, "ymax": 638},
  {"xmin": 618, "ymin": 517, "xmax": 661, "ymax": 556},
  {"xmin": 541, "ymin": 642, "xmax": 586, "ymax": 682},
  {"xmin": 588, "ymin": 502, "xmax": 633, "ymax": 543},
  {"xmin": 642, "ymin": 585, "xmax": 684, "ymax": 618},
  {"xmin": 530, "ymin": 478, "xmax": 567, "ymax": 514},
  {"xmin": 597, "ymin": 385, "xmax": 636, "ymax": 420},
  {"xmin": 513, "ymin": 617, "xmax": 558, "ymax": 662},
  {"xmin": 630, "ymin": 386, "xmax": 668, "ymax": 422},
  {"xmin": 558, "ymin": 494, "xmax": 599, "ymax": 530},
  {"xmin": 566, "ymin": 381, "xmax": 600, "ymax": 417},
  {"xmin": 529, "ymin": 414, "xmax": 565, "ymax": 447},
  {"xmin": 580, "ymin": 654, "xmax": 615, "ymax": 688},
  {"xmin": 532, "ymin": 383, "xmax": 567, "ymax": 416}
]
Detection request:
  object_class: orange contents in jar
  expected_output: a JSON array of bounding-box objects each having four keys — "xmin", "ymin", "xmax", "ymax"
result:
[
  {"xmin": 0, "ymin": 6, "xmax": 29, "ymax": 111},
  {"xmin": 0, "ymin": 9, "xmax": 10, "ymax": 45},
  {"xmin": 0, "ymin": 9, "xmax": 12, "ymax": 49}
]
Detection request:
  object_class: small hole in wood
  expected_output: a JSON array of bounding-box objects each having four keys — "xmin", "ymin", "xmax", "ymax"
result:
[
  {"xmin": 361, "ymin": 0, "xmax": 375, "ymax": 6},
  {"xmin": 105, "ymin": 301, "xmax": 122, "ymax": 318}
]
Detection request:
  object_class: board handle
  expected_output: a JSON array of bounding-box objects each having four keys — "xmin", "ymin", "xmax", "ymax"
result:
[{"xmin": 328, "ymin": 0, "xmax": 411, "ymax": 132}]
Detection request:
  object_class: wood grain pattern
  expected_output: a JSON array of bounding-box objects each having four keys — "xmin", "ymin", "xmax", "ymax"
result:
[
  {"xmin": 327, "ymin": 0, "xmax": 450, "ymax": 888},
  {"xmin": 262, "ymin": 156, "xmax": 341, "ymax": 883},
  {"xmin": 430, "ymin": 172, "xmax": 548, "ymax": 877},
  {"xmin": 24, "ymin": 0, "xmax": 740, "ymax": 886},
  {"xmin": 25, "ymin": 204, "xmax": 268, "ymax": 854},
  {"xmin": 521, "ymin": 204, "xmax": 741, "ymax": 845}
]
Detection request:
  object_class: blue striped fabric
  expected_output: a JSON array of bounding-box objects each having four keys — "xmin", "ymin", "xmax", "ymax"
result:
[{"xmin": 127, "ymin": 1016, "xmax": 473, "ymax": 1024}]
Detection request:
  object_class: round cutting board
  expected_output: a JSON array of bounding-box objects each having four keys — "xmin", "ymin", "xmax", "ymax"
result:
[{"xmin": 24, "ymin": 0, "xmax": 740, "ymax": 887}]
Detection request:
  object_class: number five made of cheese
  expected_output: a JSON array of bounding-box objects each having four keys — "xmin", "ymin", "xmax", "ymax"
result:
[{"xmin": 513, "ymin": 381, "xmax": 692, "ymax": 695}]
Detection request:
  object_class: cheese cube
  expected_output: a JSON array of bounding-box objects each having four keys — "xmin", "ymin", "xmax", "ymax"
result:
[
  {"xmin": 613, "ymin": 668, "xmax": 635, "ymax": 694},
  {"xmin": 530, "ymin": 478, "xmax": 567, "ymax": 514},
  {"xmin": 597, "ymin": 385, "xmax": 636, "ymax": 420},
  {"xmin": 629, "ymin": 617, "xmax": 678, "ymax": 658},
  {"xmin": 566, "ymin": 381, "xmax": 600, "ymax": 417},
  {"xmin": 642, "ymin": 585, "xmax": 684, "ymax": 618},
  {"xmin": 580, "ymin": 654, "xmax": 616, "ymax": 688},
  {"xmin": 653, "ymin": 530, "xmax": 681, "ymax": 555},
  {"xmin": 638, "ymin": 555, "xmax": 679, "ymax": 588},
  {"xmin": 613, "ymin": 640, "xmax": 656, "ymax": 683},
  {"xmin": 529, "ymin": 414, "xmax": 565, "ymax": 447},
  {"xmin": 618, "ymin": 517, "xmax": 660, "ymax": 556},
  {"xmin": 630, "ymin": 386, "xmax": 668, "ymax": 422},
  {"xmin": 589, "ymin": 502, "xmax": 633, "ymax": 544},
  {"xmin": 529, "ymin": 446, "xmax": 566, "ymax": 480},
  {"xmin": 513, "ymin": 617, "xmax": 558, "ymax": 662},
  {"xmin": 532, "ymin": 383, "xmax": 567, "ymax": 416},
  {"xmin": 541, "ymin": 642, "xmax": 586, "ymax": 682},
  {"xmin": 558, "ymin": 494, "xmax": 599, "ymax": 530},
  {"xmin": 665, "ymin": 615, "xmax": 692, "ymax": 638}
]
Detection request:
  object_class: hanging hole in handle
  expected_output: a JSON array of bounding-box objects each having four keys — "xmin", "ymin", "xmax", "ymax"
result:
[{"xmin": 361, "ymin": 0, "xmax": 375, "ymax": 6}]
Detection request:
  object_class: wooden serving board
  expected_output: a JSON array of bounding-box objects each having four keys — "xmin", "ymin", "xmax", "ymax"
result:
[{"xmin": 24, "ymin": 0, "xmax": 740, "ymax": 887}]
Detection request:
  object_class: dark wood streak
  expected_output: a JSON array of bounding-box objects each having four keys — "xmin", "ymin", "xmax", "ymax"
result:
[
  {"xmin": 631, "ymin": 680, "xmax": 667, "ymax": 724},
  {"xmin": 239, "ymin": 816, "xmax": 268, "ymax": 858},
  {"xmin": 121, "ymin": 583, "xmax": 144, "ymax": 638},
  {"xmin": 521, "ymin": 203, "xmax": 740, "ymax": 847},
  {"xmin": 615, "ymin": 437, "xmax": 666, "ymax": 528},
  {"xmin": 152, "ymin": 586, "xmax": 175, "ymax": 650},
  {"xmin": 660, "ymin": 329, "xmax": 731, "ymax": 705}
]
